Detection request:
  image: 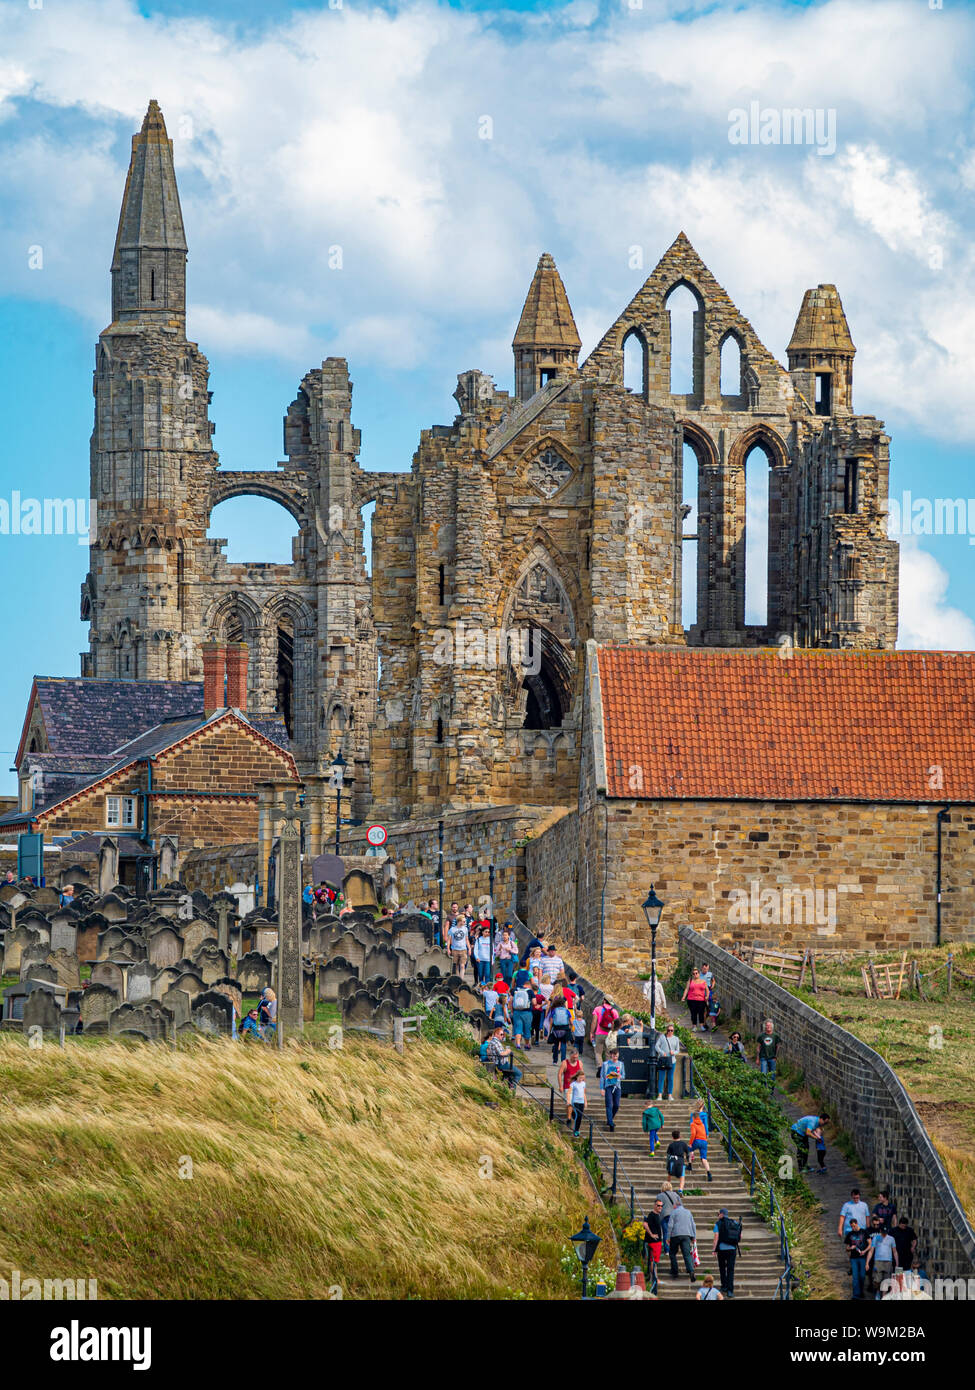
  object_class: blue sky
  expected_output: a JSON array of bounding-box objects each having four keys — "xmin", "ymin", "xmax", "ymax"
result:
[{"xmin": 0, "ymin": 0, "xmax": 974, "ymax": 791}]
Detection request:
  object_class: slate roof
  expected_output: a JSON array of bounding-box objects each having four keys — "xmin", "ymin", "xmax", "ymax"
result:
[
  {"xmin": 26, "ymin": 678, "xmax": 203, "ymax": 759},
  {"xmin": 596, "ymin": 646, "xmax": 975, "ymax": 803}
]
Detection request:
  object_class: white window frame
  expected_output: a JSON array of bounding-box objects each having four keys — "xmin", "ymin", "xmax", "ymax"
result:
[{"xmin": 106, "ymin": 794, "xmax": 138, "ymax": 829}]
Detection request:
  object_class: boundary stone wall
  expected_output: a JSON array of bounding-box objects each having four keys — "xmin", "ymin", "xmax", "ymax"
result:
[{"xmin": 679, "ymin": 924, "xmax": 975, "ymax": 1279}]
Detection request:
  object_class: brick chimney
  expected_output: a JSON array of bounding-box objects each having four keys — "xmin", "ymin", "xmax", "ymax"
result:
[
  {"xmin": 201, "ymin": 641, "xmax": 227, "ymax": 716},
  {"xmin": 225, "ymin": 642, "xmax": 249, "ymax": 710}
]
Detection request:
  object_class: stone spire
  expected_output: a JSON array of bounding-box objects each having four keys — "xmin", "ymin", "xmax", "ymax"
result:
[
  {"xmin": 110, "ymin": 99, "xmax": 187, "ymax": 325},
  {"xmin": 787, "ymin": 283, "xmax": 855, "ymax": 414},
  {"xmin": 512, "ymin": 253, "xmax": 581, "ymax": 400}
]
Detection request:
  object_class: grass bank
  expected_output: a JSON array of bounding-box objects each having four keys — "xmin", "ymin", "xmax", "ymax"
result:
[{"xmin": 0, "ymin": 1031, "xmax": 609, "ymax": 1299}]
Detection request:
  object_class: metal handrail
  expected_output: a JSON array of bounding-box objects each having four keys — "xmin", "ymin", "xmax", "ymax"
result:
[{"xmin": 690, "ymin": 1055, "xmax": 794, "ymax": 1298}]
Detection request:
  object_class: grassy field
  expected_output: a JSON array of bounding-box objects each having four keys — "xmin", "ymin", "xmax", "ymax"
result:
[
  {"xmin": 792, "ymin": 945, "xmax": 975, "ymax": 1222},
  {"xmin": 0, "ymin": 1032, "xmax": 609, "ymax": 1299}
]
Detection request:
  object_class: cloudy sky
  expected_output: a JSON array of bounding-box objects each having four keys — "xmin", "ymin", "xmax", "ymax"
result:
[{"xmin": 0, "ymin": 0, "xmax": 973, "ymax": 785}]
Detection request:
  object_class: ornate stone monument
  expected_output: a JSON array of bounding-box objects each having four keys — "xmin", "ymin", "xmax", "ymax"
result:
[{"xmin": 268, "ymin": 784, "xmax": 308, "ymax": 1039}]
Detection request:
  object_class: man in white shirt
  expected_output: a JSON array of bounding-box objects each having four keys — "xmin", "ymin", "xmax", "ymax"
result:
[
  {"xmin": 446, "ymin": 918, "xmax": 470, "ymax": 974},
  {"xmin": 540, "ymin": 945, "xmax": 564, "ymax": 982},
  {"xmin": 838, "ymin": 1189, "xmax": 871, "ymax": 1238}
]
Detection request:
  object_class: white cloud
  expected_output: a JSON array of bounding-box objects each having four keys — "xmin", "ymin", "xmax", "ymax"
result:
[{"xmin": 896, "ymin": 540, "xmax": 975, "ymax": 650}]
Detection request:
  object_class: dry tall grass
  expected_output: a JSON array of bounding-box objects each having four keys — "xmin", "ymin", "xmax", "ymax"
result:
[{"xmin": 0, "ymin": 1034, "xmax": 608, "ymax": 1299}]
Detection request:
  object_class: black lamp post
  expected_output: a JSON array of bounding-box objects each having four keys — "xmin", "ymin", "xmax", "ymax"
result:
[
  {"xmin": 570, "ymin": 1216, "xmax": 601, "ymax": 1299},
  {"xmin": 330, "ymin": 751, "xmax": 348, "ymax": 856},
  {"xmin": 642, "ymin": 885, "xmax": 665, "ymax": 1094},
  {"xmin": 488, "ymin": 861, "xmax": 496, "ymax": 972},
  {"xmin": 437, "ymin": 818, "xmax": 445, "ymax": 949}
]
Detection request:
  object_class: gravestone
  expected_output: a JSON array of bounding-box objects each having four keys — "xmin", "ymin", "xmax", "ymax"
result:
[
  {"xmin": 192, "ymin": 990, "xmax": 235, "ymax": 1036},
  {"xmin": 318, "ymin": 956, "xmax": 358, "ymax": 1003},
  {"xmin": 235, "ymin": 952, "xmax": 272, "ymax": 994},
  {"xmin": 110, "ymin": 1000, "xmax": 169, "ymax": 1041},
  {"xmin": 327, "ymin": 932, "xmax": 366, "ymax": 973},
  {"xmin": 342, "ymin": 868, "xmax": 378, "ymax": 909},
  {"xmin": 50, "ymin": 917, "xmax": 79, "ymax": 956},
  {"xmin": 161, "ymin": 986, "xmax": 191, "ymax": 1029},
  {"xmin": 75, "ymin": 919, "xmax": 101, "ymax": 963},
  {"xmin": 80, "ymin": 982, "xmax": 119, "ymax": 1029},
  {"xmin": 21, "ymin": 943, "xmax": 52, "ymax": 980},
  {"xmin": 170, "ymin": 970, "xmax": 205, "ymax": 998},
  {"xmin": 255, "ymin": 925, "xmax": 277, "ymax": 956},
  {"xmin": 98, "ymin": 839, "xmax": 120, "ymax": 895},
  {"xmin": 96, "ymin": 926, "xmax": 128, "ymax": 960},
  {"xmin": 126, "ymin": 962, "xmax": 156, "ymax": 1003},
  {"xmin": 48, "ymin": 950, "xmax": 82, "ymax": 989},
  {"xmin": 193, "ymin": 942, "xmax": 230, "ymax": 986},
  {"xmin": 110, "ymin": 934, "xmax": 147, "ymax": 964},
  {"xmin": 362, "ymin": 945, "xmax": 410, "ymax": 982},
  {"xmin": 32, "ymin": 886, "xmax": 60, "ymax": 909},
  {"xmin": 269, "ymin": 789, "xmax": 307, "ymax": 1035},
  {"xmin": 212, "ymin": 893, "xmax": 237, "ymax": 955},
  {"xmin": 303, "ymin": 967, "xmax": 316, "ymax": 1022},
  {"xmin": 24, "ymin": 961, "xmax": 57, "ymax": 986},
  {"xmin": 229, "ymin": 881, "xmax": 255, "ymax": 916},
  {"xmin": 182, "ymin": 918, "xmax": 216, "ymax": 960},
  {"xmin": 91, "ymin": 960, "xmax": 125, "ymax": 997},
  {"xmin": 3, "ymin": 925, "xmax": 41, "ymax": 977},
  {"xmin": 413, "ymin": 947, "xmax": 454, "ymax": 977},
  {"xmin": 147, "ymin": 926, "xmax": 183, "ymax": 971},
  {"xmin": 150, "ymin": 966, "xmax": 182, "ymax": 1001},
  {"xmin": 23, "ymin": 987, "xmax": 61, "ymax": 1034},
  {"xmin": 211, "ymin": 977, "xmax": 242, "ymax": 1016}
]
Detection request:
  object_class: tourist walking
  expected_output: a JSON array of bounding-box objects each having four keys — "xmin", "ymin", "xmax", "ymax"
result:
[
  {"xmin": 446, "ymin": 916, "xmax": 470, "ymax": 974},
  {"xmin": 496, "ymin": 928, "xmax": 517, "ymax": 984},
  {"xmin": 656, "ymin": 1182, "xmax": 681, "ymax": 1254},
  {"xmin": 569, "ymin": 1073, "xmax": 587, "ymax": 1135},
  {"xmin": 690, "ymin": 1110, "xmax": 713, "ymax": 1183},
  {"xmin": 696, "ymin": 1274, "xmax": 722, "ymax": 1301},
  {"xmin": 682, "ymin": 966, "xmax": 709, "ymax": 1030},
  {"xmin": 867, "ymin": 1223, "xmax": 897, "ymax": 1299},
  {"xmin": 547, "ymin": 991, "xmax": 572, "ymax": 1063},
  {"xmin": 540, "ymin": 944, "xmax": 565, "ymax": 983},
  {"xmin": 712, "ymin": 1207, "xmax": 742, "ymax": 1298},
  {"xmin": 791, "ymin": 1112, "xmax": 829, "ymax": 1173},
  {"xmin": 667, "ymin": 1200, "xmax": 698, "ymax": 1284},
  {"xmin": 641, "ymin": 1101, "xmax": 664, "ymax": 1154},
  {"xmin": 724, "ymin": 1031, "xmax": 747, "ymax": 1061},
  {"xmin": 844, "ymin": 1219, "xmax": 869, "ymax": 1300},
  {"xmin": 654, "ymin": 1023, "xmax": 680, "ymax": 1099},
  {"xmin": 666, "ymin": 1129, "xmax": 693, "ymax": 1193},
  {"xmin": 892, "ymin": 1216, "xmax": 917, "ymax": 1271},
  {"xmin": 472, "ymin": 925, "xmax": 492, "ymax": 984},
  {"xmin": 705, "ymin": 984, "xmax": 720, "ymax": 1033},
  {"xmin": 510, "ymin": 975, "xmax": 533, "ymax": 1049},
  {"xmin": 838, "ymin": 1189, "xmax": 871, "ymax": 1240},
  {"xmin": 599, "ymin": 1048, "xmax": 624, "ymax": 1131},
  {"xmin": 756, "ymin": 1019, "xmax": 781, "ymax": 1082},
  {"xmin": 558, "ymin": 1048, "xmax": 584, "ymax": 1124},
  {"xmin": 873, "ymin": 1190, "xmax": 897, "ymax": 1232},
  {"xmin": 643, "ymin": 1199, "xmax": 664, "ymax": 1283},
  {"xmin": 590, "ymin": 997, "xmax": 620, "ymax": 1062}
]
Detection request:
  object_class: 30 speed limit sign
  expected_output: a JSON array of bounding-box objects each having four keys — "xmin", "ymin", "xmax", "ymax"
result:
[{"xmin": 366, "ymin": 824, "xmax": 388, "ymax": 848}]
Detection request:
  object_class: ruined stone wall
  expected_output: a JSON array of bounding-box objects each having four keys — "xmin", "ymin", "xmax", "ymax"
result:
[
  {"xmin": 679, "ymin": 925, "xmax": 975, "ymax": 1280},
  {"xmin": 340, "ymin": 805, "xmax": 548, "ymax": 919}
]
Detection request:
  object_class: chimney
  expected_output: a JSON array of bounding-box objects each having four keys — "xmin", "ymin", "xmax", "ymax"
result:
[
  {"xmin": 225, "ymin": 642, "xmax": 249, "ymax": 710},
  {"xmin": 201, "ymin": 641, "xmax": 227, "ymax": 716}
]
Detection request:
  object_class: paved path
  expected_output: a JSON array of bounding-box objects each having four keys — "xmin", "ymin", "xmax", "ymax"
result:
[
  {"xmin": 520, "ymin": 1035, "xmax": 788, "ymax": 1300},
  {"xmin": 666, "ymin": 998, "xmax": 865, "ymax": 1299}
]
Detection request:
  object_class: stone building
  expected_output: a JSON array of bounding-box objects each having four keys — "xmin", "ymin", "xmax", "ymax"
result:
[
  {"xmin": 83, "ymin": 101, "xmax": 375, "ymax": 801},
  {"xmin": 83, "ymin": 101, "xmax": 897, "ymax": 831}
]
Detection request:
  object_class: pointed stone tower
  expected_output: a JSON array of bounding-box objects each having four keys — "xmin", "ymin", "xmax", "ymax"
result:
[
  {"xmin": 787, "ymin": 283, "xmax": 855, "ymax": 415},
  {"xmin": 83, "ymin": 99, "xmax": 217, "ymax": 682},
  {"xmin": 512, "ymin": 253, "xmax": 581, "ymax": 400}
]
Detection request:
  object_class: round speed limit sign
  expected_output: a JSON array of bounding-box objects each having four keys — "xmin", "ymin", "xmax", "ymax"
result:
[{"xmin": 366, "ymin": 824, "xmax": 388, "ymax": 848}]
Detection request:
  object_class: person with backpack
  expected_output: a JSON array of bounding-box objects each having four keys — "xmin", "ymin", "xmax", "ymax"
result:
[
  {"xmin": 696, "ymin": 1274, "xmax": 722, "ymax": 1301},
  {"xmin": 599, "ymin": 1048, "xmax": 625, "ymax": 1131},
  {"xmin": 712, "ymin": 1207, "xmax": 742, "ymax": 1298},
  {"xmin": 641, "ymin": 1101, "xmax": 664, "ymax": 1153},
  {"xmin": 510, "ymin": 976, "xmax": 533, "ymax": 1049},
  {"xmin": 666, "ymin": 1129, "xmax": 693, "ymax": 1192},
  {"xmin": 546, "ymin": 991, "xmax": 572, "ymax": 1063},
  {"xmin": 656, "ymin": 1182, "xmax": 681, "ymax": 1255},
  {"xmin": 690, "ymin": 1110, "xmax": 713, "ymax": 1183},
  {"xmin": 654, "ymin": 1023, "xmax": 680, "ymax": 1099},
  {"xmin": 558, "ymin": 1047, "xmax": 584, "ymax": 1124},
  {"xmin": 590, "ymin": 998, "xmax": 620, "ymax": 1063}
]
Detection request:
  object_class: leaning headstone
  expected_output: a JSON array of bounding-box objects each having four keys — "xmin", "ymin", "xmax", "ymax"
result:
[
  {"xmin": 23, "ymin": 986, "xmax": 61, "ymax": 1034},
  {"xmin": 150, "ymin": 966, "xmax": 182, "ymax": 1002},
  {"xmin": 170, "ymin": 970, "xmax": 205, "ymax": 999},
  {"xmin": 80, "ymin": 982, "xmax": 119, "ymax": 1029},
  {"xmin": 318, "ymin": 956, "xmax": 358, "ymax": 1003},
  {"xmin": 91, "ymin": 960, "xmax": 125, "ymax": 998},
  {"xmin": 110, "ymin": 1000, "xmax": 169, "ymax": 1041},
  {"xmin": 3, "ymin": 924, "xmax": 41, "ymax": 977},
  {"xmin": 235, "ymin": 951, "xmax": 272, "ymax": 994},
  {"xmin": 48, "ymin": 950, "xmax": 82, "ymax": 989},
  {"xmin": 192, "ymin": 990, "xmax": 235, "ymax": 1036}
]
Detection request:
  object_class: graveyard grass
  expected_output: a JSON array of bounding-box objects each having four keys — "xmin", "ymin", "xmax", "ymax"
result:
[
  {"xmin": 0, "ymin": 1033, "xmax": 608, "ymax": 1299},
  {"xmin": 790, "ymin": 945, "xmax": 975, "ymax": 1223}
]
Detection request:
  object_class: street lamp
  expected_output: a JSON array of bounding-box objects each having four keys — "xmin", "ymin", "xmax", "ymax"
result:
[
  {"xmin": 570, "ymin": 1217, "xmax": 601, "ymax": 1299},
  {"xmin": 642, "ymin": 885, "xmax": 665, "ymax": 1092},
  {"xmin": 330, "ymin": 751, "xmax": 348, "ymax": 856}
]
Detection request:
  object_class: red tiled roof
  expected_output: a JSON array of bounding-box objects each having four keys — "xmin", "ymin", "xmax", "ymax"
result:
[{"xmin": 596, "ymin": 647, "xmax": 975, "ymax": 803}]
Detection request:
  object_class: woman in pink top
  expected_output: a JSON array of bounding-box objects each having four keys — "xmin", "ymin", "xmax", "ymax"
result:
[{"xmin": 683, "ymin": 967, "xmax": 709, "ymax": 1031}]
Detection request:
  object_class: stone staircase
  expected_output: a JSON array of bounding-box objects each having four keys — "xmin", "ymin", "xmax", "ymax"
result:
[{"xmin": 522, "ymin": 1048, "xmax": 788, "ymax": 1300}]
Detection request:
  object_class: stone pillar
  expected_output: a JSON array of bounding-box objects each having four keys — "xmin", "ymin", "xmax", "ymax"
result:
[
  {"xmin": 256, "ymin": 783, "xmax": 275, "ymax": 907},
  {"xmin": 269, "ymin": 784, "xmax": 308, "ymax": 1039},
  {"xmin": 99, "ymin": 837, "xmax": 119, "ymax": 895},
  {"xmin": 305, "ymin": 775, "xmax": 326, "ymax": 858},
  {"xmin": 214, "ymin": 893, "xmax": 233, "ymax": 955}
]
